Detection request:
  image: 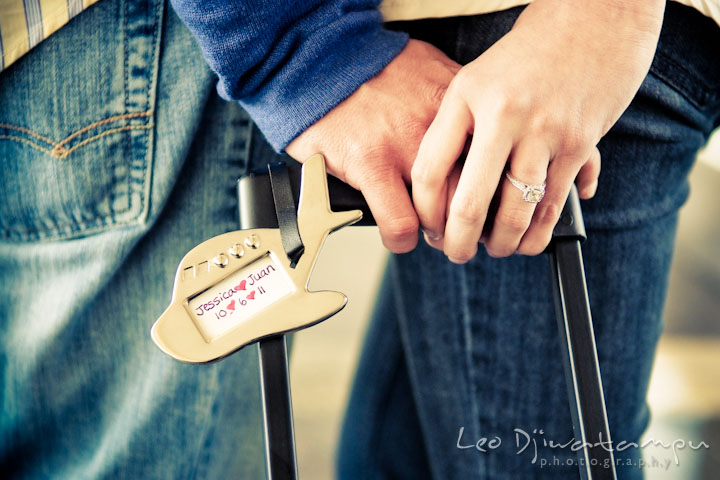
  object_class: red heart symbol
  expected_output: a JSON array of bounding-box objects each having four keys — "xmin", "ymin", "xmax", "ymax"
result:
[
  {"xmin": 234, "ymin": 280, "xmax": 246, "ymax": 291},
  {"xmin": 246, "ymin": 291, "xmax": 255, "ymax": 300},
  {"xmin": 226, "ymin": 300, "xmax": 236, "ymax": 311}
]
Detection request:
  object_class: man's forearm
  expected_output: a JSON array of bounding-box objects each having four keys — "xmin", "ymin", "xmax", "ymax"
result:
[{"xmin": 170, "ymin": 0, "xmax": 408, "ymax": 151}]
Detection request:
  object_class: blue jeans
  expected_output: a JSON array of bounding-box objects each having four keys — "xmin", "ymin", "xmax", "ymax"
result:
[
  {"xmin": 1, "ymin": 1, "xmax": 267, "ymax": 478},
  {"xmin": 2, "ymin": 2, "xmax": 719, "ymax": 480},
  {"xmin": 338, "ymin": 4, "xmax": 720, "ymax": 480}
]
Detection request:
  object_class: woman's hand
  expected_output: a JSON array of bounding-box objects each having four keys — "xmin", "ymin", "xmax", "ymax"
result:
[
  {"xmin": 287, "ymin": 39, "xmax": 460, "ymax": 253},
  {"xmin": 411, "ymin": 0, "xmax": 665, "ymax": 262}
]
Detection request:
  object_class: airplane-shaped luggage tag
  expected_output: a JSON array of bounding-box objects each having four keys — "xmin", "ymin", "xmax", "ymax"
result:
[{"xmin": 151, "ymin": 154, "xmax": 362, "ymax": 363}]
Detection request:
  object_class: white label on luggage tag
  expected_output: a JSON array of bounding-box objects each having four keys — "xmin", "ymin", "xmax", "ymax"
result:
[{"xmin": 188, "ymin": 255, "xmax": 295, "ymax": 341}]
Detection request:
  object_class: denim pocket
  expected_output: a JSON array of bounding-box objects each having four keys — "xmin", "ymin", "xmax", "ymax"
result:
[
  {"xmin": 0, "ymin": 0, "xmax": 163, "ymax": 241},
  {"xmin": 649, "ymin": 3, "xmax": 720, "ymax": 112}
]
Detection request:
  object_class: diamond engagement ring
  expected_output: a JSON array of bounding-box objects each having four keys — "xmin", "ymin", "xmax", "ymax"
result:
[{"xmin": 505, "ymin": 171, "xmax": 546, "ymax": 203}]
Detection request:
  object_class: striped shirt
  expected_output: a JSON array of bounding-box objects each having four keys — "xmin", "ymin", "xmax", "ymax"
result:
[
  {"xmin": 0, "ymin": 0, "xmax": 100, "ymax": 72},
  {"xmin": 379, "ymin": 0, "xmax": 720, "ymax": 24},
  {"xmin": 1, "ymin": 0, "xmax": 719, "ymax": 73}
]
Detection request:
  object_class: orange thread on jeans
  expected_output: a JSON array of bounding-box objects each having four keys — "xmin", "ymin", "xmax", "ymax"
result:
[
  {"xmin": 54, "ymin": 111, "xmax": 153, "ymax": 149},
  {"xmin": 1, "ymin": 111, "xmax": 153, "ymax": 158},
  {"xmin": 54, "ymin": 124, "xmax": 153, "ymax": 158},
  {"xmin": 0, "ymin": 135, "xmax": 55, "ymax": 155},
  {"xmin": 0, "ymin": 123, "xmax": 57, "ymax": 147}
]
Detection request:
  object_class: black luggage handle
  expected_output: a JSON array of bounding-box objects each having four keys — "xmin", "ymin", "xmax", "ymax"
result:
[
  {"xmin": 549, "ymin": 188, "xmax": 616, "ymax": 480},
  {"xmin": 237, "ymin": 165, "xmax": 616, "ymax": 480}
]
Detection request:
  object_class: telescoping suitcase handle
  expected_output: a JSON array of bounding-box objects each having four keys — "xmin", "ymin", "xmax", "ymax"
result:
[{"xmin": 237, "ymin": 160, "xmax": 617, "ymax": 480}]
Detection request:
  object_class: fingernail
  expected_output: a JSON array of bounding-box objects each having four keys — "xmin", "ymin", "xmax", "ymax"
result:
[
  {"xmin": 423, "ymin": 230, "xmax": 443, "ymax": 241},
  {"xmin": 448, "ymin": 256, "xmax": 465, "ymax": 264}
]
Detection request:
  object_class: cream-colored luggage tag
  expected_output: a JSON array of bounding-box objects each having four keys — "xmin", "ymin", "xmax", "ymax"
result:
[{"xmin": 151, "ymin": 154, "xmax": 362, "ymax": 363}]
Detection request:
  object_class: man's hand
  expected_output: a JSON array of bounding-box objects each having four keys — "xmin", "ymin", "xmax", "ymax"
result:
[
  {"xmin": 411, "ymin": 0, "xmax": 665, "ymax": 262},
  {"xmin": 286, "ymin": 39, "xmax": 460, "ymax": 253}
]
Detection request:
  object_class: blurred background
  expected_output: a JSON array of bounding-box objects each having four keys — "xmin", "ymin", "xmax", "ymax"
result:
[{"xmin": 289, "ymin": 131, "xmax": 720, "ymax": 479}]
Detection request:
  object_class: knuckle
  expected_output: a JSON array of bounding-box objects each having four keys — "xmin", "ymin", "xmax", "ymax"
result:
[
  {"xmin": 449, "ymin": 67, "xmax": 471, "ymax": 91},
  {"xmin": 426, "ymin": 82, "xmax": 449, "ymax": 107},
  {"xmin": 518, "ymin": 231, "xmax": 553, "ymax": 256},
  {"xmin": 383, "ymin": 216, "xmax": 419, "ymax": 242},
  {"xmin": 524, "ymin": 115, "xmax": 595, "ymax": 160},
  {"xmin": 497, "ymin": 209, "xmax": 531, "ymax": 233},
  {"xmin": 343, "ymin": 142, "xmax": 377, "ymax": 180},
  {"xmin": 445, "ymin": 246, "xmax": 477, "ymax": 263},
  {"xmin": 397, "ymin": 116, "xmax": 430, "ymax": 138},
  {"xmin": 498, "ymin": 90, "xmax": 531, "ymax": 117},
  {"xmin": 450, "ymin": 200, "xmax": 484, "ymax": 225},
  {"xmin": 526, "ymin": 111, "xmax": 559, "ymax": 137},
  {"xmin": 351, "ymin": 159, "xmax": 394, "ymax": 189},
  {"xmin": 558, "ymin": 128, "xmax": 592, "ymax": 158},
  {"xmin": 486, "ymin": 244, "xmax": 515, "ymax": 258},
  {"xmin": 513, "ymin": 164, "xmax": 547, "ymax": 184},
  {"xmin": 411, "ymin": 159, "xmax": 436, "ymax": 187},
  {"xmin": 360, "ymin": 142, "xmax": 394, "ymax": 163},
  {"xmin": 517, "ymin": 239, "xmax": 548, "ymax": 256},
  {"xmin": 446, "ymin": 67, "xmax": 477, "ymax": 100},
  {"xmin": 535, "ymin": 201, "xmax": 562, "ymax": 227}
]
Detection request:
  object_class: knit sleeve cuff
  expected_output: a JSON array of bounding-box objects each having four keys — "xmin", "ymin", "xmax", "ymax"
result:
[{"xmin": 228, "ymin": 21, "xmax": 409, "ymax": 152}]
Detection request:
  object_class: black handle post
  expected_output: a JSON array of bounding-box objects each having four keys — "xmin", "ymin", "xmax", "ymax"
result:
[
  {"xmin": 256, "ymin": 336, "xmax": 298, "ymax": 480},
  {"xmin": 548, "ymin": 187, "xmax": 617, "ymax": 480},
  {"xmin": 238, "ymin": 179, "xmax": 298, "ymax": 480},
  {"xmin": 237, "ymin": 166, "xmax": 617, "ymax": 480}
]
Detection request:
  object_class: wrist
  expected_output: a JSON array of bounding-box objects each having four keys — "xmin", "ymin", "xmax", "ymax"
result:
[{"xmin": 527, "ymin": 0, "xmax": 665, "ymax": 36}]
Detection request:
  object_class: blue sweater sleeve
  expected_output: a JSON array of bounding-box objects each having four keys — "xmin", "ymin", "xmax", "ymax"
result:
[{"xmin": 170, "ymin": 0, "xmax": 409, "ymax": 151}]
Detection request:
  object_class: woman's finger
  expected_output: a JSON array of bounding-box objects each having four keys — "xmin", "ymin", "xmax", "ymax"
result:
[
  {"xmin": 412, "ymin": 96, "xmax": 473, "ymax": 242},
  {"xmin": 516, "ymin": 155, "xmax": 583, "ymax": 256},
  {"xmin": 484, "ymin": 139, "xmax": 550, "ymax": 257},
  {"xmin": 442, "ymin": 123, "xmax": 513, "ymax": 263},
  {"xmin": 576, "ymin": 146, "xmax": 601, "ymax": 199},
  {"xmin": 423, "ymin": 162, "xmax": 462, "ymax": 250}
]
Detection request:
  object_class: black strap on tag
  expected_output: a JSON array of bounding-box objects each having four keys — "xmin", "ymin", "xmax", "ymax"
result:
[
  {"xmin": 268, "ymin": 162, "xmax": 305, "ymax": 267},
  {"xmin": 237, "ymin": 166, "xmax": 299, "ymax": 480}
]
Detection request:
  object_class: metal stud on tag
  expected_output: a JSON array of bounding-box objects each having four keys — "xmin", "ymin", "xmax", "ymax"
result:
[
  {"xmin": 245, "ymin": 234, "xmax": 260, "ymax": 249},
  {"xmin": 150, "ymin": 155, "xmax": 363, "ymax": 363},
  {"xmin": 212, "ymin": 253, "xmax": 229, "ymax": 268},
  {"xmin": 228, "ymin": 243, "xmax": 244, "ymax": 258}
]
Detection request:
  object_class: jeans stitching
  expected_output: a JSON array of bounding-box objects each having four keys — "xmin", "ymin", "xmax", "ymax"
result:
[
  {"xmin": 122, "ymin": 0, "xmax": 130, "ymax": 216},
  {"xmin": 0, "ymin": 0, "xmax": 159, "ymax": 242},
  {"xmin": 655, "ymin": 49, "xmax": 717, "ymax": 93},
  {"xmin": 0, "ymin": 123, "xmax": 57, "ymax": 147},
  {"xmin": 0, "ymin": 111, "xmax": 154, "ymax": 158},
  {"xmin": 136, "ymin": 0, "xmax": 163, "ymax": 225},
  {"xmin": 650, "ymin": 50, "xmax": 720, "ymax": 110},
  {"xmin": 0, "ymin": 115, "xmax": 155, "ymax": 240},
  {"xmin": 123, "ymin": 0, "xmax": 130, "ymax": 110},
  {"xmin": 58, "ymin": 124, "xmax": 154, "ymax": 157},
  {"xmin": 55, "ymin": 111, "xmax": 153, "ymax": 154},
  {"xmin": 0, "ymin": 135, "xmax": 55, "ymax": 155}
]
